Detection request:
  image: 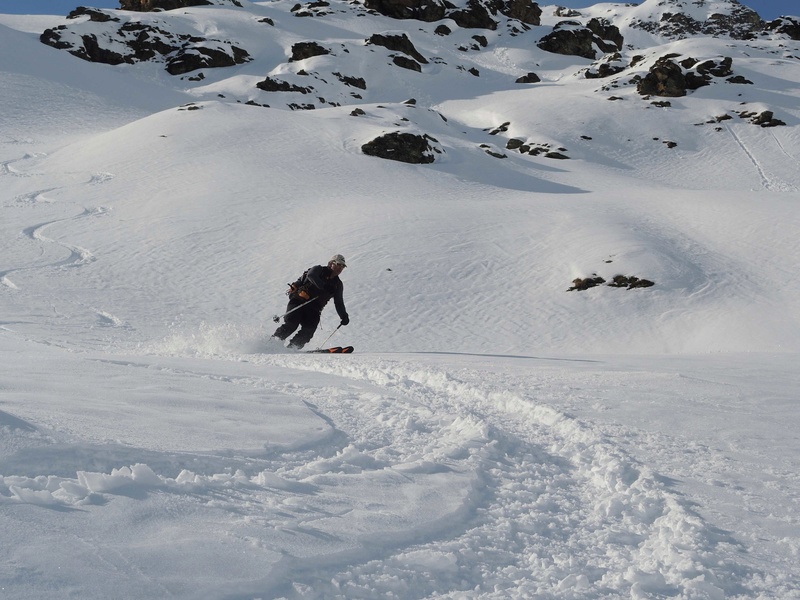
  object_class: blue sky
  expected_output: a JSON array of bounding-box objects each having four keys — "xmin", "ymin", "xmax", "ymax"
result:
[{"xmin": 0, "ymin": 0, "xmax": 795, "ymax": 21}]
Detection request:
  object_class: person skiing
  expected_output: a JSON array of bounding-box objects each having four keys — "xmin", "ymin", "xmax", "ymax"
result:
[{"xmin": 272, "ymin": 254, "xmax": 350, "ymax": 349}]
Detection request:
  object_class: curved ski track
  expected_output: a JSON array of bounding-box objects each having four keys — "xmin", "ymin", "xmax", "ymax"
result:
[{"xmin": 252, "ymin": 353, "xmax": 753, "ymax": 599}]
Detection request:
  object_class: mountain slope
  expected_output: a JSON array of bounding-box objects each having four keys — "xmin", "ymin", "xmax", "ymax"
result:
[{"xmin": 1, "ymin": 2, "xmax": 800, "ymax": 599}]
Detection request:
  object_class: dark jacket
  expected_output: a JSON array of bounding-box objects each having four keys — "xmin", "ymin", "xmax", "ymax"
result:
[{"xmin": 293, "ymin": 265, "xmax": 348, "ymax": 321}]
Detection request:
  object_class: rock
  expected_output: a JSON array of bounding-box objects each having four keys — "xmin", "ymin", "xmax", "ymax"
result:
[
  {"xmin": 751, "ymin": 111, "xmax": 786, "ymax": 127},
  {"xmin": 289, "ymin": 41, "xmax": 330, "ymax": 62},
  {"xmin": 256, "ymin": 77, "xmax": 313, "ymax": 93},
  {"xmin": 584, "ymin": 52, "xmax": 626, "ymax": 79},
  {"xmin": 498, "ymin": 0, "xmax": 542, "ymax": 26},
  {"xmin": 167, "ymin": 45, "xmax": 249, "ymax": 74},
  {"xmin": 450, "ymin": 0, "xmax": 498, "ymax": 30},
  {"xmin": 393, "ymin": 56, "xmax": 422, "ymax": 71},
  {"xmin": 637, "ymin": 55, "xmax": 747, "ymax": 97},
  {"xmin": 362, "ymin": 132, "xmax": 437, "ymax": 163},
  {"xmin": 119, "ymin": 0, "xmax": 242, "ymax": 10},
  {"xmin": 364, "ymin": 0, "xmax": 539, "ymax": 29},
  {"xmin": 554, "ymin": 6, "xmax": 580, "ymax": 18},
  {"xmin": 367, "ymin": 33, "xmax": 428, "ymax": 64},
  {"xmin": 537, "ymin": 19, "xmax": 623, "ymax": 60},
  {"xmin": 630, "ymin": 0, "xmax": 762, "ymax": 40},
  {"xmin": 334, "ymin": 72, "xmax": 367, "ymax": 89},
  {"xmin": 40, "ymin": 15, "xmax": 250, "ymax": 73},
  {"xmin": 608, "ymin": 275, "xmax": 655, "ymax": 289},
  {"xmin": 516, "ymin": 72, "xmax": 541, "ymax": 83},
  {"xmin": 568, "ymin": 276, "xmax": 605, "ymax": 291},
  {"xmin": 363, "ymin": 0, "xmax": 446, "ymax": 22},
  {"xmin": 67, "ymin": 7, "xmax": 120, "ymax": 22},
  {"xmin": 766, "ymin": 17, "xmax": 800, "ymax": 40}
]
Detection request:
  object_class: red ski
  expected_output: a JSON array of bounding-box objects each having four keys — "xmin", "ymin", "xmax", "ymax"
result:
[{"xmin": 307, "ymin": 346, "xmax": 354, "ymax": 354}]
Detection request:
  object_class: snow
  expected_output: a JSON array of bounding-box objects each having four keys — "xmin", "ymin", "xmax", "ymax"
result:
[{"xmin": 1, "ymin": 1, "xmax": 800, "ymax": 598}]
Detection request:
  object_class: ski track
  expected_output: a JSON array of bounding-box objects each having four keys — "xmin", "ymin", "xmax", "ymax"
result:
[
  {"xmin": 2, "ymin": 170, "xmax": 113, "ymax": 288},
  {"xmin": 0, "ymin": 350, "xmax": 763, "ymax": 599},
  {"xmin": 0, "ymin": 153, "xmax": 45, "ymax": 178},
  {"xmin": 244, "ymin": 354, "xmax": 751, "ymax": 599},
  {"xmin": 22, "ymin": 215, "xmax": 96, "ymax": 268},
  {"xmin": 725, "ymin": 125, "xmax": 799, "ymax": 193}
]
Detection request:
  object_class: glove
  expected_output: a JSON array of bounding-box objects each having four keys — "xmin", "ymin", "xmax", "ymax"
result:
[
  {"xmin": 297, "ymin": 287, "xmax": 311, "ymax": 300},
  {"xmin": 340, "ymin": 315, "xmax": 349, "ymax": 326}
]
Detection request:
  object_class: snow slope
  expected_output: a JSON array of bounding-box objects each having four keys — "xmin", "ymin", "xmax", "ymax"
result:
[{"xmin": 1, "ymin": 1, "xmax": 799, "ymax": 598}]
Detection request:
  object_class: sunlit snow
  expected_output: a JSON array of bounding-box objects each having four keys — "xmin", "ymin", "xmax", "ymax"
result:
[{"xmin": 1, "ymin": 1, "xmax": 799, "ymax": 598}]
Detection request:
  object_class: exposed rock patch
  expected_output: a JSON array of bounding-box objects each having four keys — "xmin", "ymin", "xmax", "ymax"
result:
[
  {"xmin": 537, "ymin": 18, "xmax": 623, "ymax": 60},
  {"xmin": 119, "ymin": 0, "xmax": 241, "ymax": 10},
  {"xmin": 630, "ymin": 0, "xmax": 762, "ymax": 40},
  {"xmin": 256, "ymin": 77, "xmax": 313, "ymax": 94},
  {"xmin": 289, "ymin": 41, "xmax": 331, "ymax": 62},
  {"xmin": 362, "ymin": 132, "xmax": 439, "ymax": 163},
  {"xmin": 40, "ymin": 12, "xmax": 250, "ymax": 74},
  {"xmin": 765, "ymin": 17, "xmax": 800, "ymax": 40},
  {"xmin": 635, "ymin": 55, "xmax": 739, "ymax": 97},
  {"xmin": 363, "ymin": 0, "xmax": 540, "ymax": 29},
  {"xmin": 515, "ymin": 72, "xmax": 541, "ymax": 83},
  {"xmin": 568, "ymin": 274, "xmax": 655, "ymax": 291},
  {"xmin": 367, "ymin": 33, "xmax": 428, "ymax": 64}
]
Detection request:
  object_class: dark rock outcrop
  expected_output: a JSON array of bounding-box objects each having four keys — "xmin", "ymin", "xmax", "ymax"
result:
[
  {"xmin": 630, "ymin": 0, "xmax": 762, "ymax": 40},
  {"xmin": 636, "ymin": 55, "xmax": 740, "ymax": 97},
  {"xmin": 584, "ymin": 52, "xmax": 626, "ymax": 79},
  {"xmin": 537, "ymin": 18, "xmax": 623, "ymax": 60},
  {"xmin": 765, "ymin": 17, "xmax": 800, "ymax": 40},
  {"xmin": 636, "ymin": 57, "xmax": 689, "ymax": 97},
  {"xmin": 289, "ymin": 41, "xmax": 331, "ymax": 62},
  {"xmin": 119, "ymin": 0, "xmax": 242, "ymax": 10},
  {"xmin": 256, "ymin": 77, "xmax": 313, "ymax": 94},
  {"xmin": 499, "ymin": 0, "xmax": 542, "ymax": 25},
  {"xmin": 367, "ymin": 33, "xmax": 428, "ymax": 64},
  {"xmin": 450, "ymin": 0, "xmax": 498, "ymax": 30},
  {"xmin": 363, "ymin": 0, "xmax": 446, "ymax": 22},
  {"xmin": 515, "ymin": 72, "xmax": 541, "ymax": 83},
  {"xmin": 362, "ymin": 132, "xmax": 437, "ymax": 163},
  {"xmin": 67, "ymin": 7, "xmax": 120, "ymax": 22},
  {"xmin": 40, "ymin": 15, "xmax": 250, "ymax": 74},
  {"xmin": 568, "ymin": 276, "xmax": 605, "ymax": 291},
  {"xmin": 364, "ymin": 0, "xmax": 540, "ymax": 29},
  {"xmin": 167, "ymin": 45, "xmax": 249, "ymax": 74}
]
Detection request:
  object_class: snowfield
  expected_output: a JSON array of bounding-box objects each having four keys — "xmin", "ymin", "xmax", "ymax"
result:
[{"xmin": 1, "ymin": 1, "xmax": 799, "ymax": 598}]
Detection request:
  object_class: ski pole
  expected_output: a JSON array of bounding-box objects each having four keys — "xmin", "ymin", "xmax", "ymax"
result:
[
  {"xmin": 314, "ymin": 323, "xmax": 341, "ymax": 350},
  {"xmin": 272, "ymin": 297, "xmax": 316, "ymax": 323}
]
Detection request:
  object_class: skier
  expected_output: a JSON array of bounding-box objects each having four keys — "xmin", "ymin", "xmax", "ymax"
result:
[{"xmin": 272, "ymin": 254, "xmax": 350, "ymax": 349}]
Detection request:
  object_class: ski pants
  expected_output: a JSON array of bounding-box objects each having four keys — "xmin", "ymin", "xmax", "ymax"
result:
[{"xmin": 272, "ymin": 300, "xmax": 321, "ymax": 349}]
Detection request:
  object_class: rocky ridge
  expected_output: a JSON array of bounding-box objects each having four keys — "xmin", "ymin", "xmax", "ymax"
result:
[{"xmin": 38, "ymin": 0, "xmax": 800, "ymax": 165}]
